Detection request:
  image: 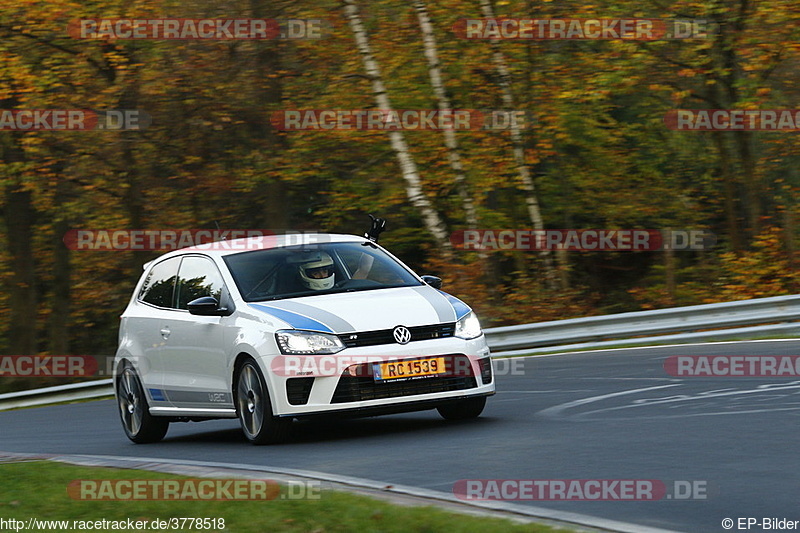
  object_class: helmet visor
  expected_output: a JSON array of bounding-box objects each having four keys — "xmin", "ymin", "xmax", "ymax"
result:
[{"xmin": 305, "ymin": 265, "xmax": 332, "ymax": 279}]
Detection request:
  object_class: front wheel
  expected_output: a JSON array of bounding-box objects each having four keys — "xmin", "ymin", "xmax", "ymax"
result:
[
  {"xmin": 235, "ymin": 360, "xmax": 291, "ymax": 445},
  {"xmin": 116, "ymin": 364, "xmax": 169, "ymax": 443},
  {"xmin": 437, "ymin": 396, "xmax": 487, "ymax": 420}
]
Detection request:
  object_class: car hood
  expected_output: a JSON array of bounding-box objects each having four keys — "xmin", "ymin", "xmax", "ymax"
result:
[{"xmin": 248, "ymin": 285, "xmax": 471, "ymax": 333}]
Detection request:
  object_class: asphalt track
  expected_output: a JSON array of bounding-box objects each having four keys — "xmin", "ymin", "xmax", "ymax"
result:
[{"xmin": 2, "ymin": 340, "xmax": 799, "ymax": 532}]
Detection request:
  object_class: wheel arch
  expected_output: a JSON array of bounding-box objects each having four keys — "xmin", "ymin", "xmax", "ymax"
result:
[
  {"xmin": 231, "ymin": 351, "xmax": 274, "ymax": 405},
  {"xmin": 113, "ymin": 357, "xmax": 135, "ymax": 394}
]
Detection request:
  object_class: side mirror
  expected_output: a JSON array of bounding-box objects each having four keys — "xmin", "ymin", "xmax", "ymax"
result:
[
  {"xmin": 420, "ymin": 275, "xmax": 442, "ymax": 290},
  {"xmin": 187, "ymin": 296, "xmax": 228, "ymax": 316}
]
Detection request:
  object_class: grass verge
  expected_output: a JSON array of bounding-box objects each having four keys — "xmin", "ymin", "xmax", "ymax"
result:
[{"xmin": 0, "ymin": 461, "xmax": 569, "ymax": 533}]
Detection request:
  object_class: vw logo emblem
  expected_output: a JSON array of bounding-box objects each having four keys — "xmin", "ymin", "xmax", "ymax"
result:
[{"xmin": 393, "ymin": 326, "xmax": 411, "ymax": 345}]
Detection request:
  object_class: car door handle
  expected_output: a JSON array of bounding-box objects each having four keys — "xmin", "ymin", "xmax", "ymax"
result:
[{"xmin": 160, "ymin": 327, "xmax": 171, "ymax": 339}]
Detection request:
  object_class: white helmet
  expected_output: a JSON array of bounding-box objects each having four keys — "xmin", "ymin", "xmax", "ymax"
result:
[{"xmin": 298, "ymin": 252, "xmax": 335, "ymax": 291}]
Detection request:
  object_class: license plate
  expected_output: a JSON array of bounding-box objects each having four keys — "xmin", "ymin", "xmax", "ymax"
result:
[{"xmin": 373, "ymin": 357, "xmax": 447, "ymax": 382}]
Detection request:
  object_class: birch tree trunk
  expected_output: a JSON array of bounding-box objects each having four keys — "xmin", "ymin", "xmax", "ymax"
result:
[
  {"xmin": 478, "ymin": 0, "xmax": 557, "ymax": 287},
  {"xmin": 413, "ymin": 0, "xmax": 479, "ymax": 231},
  {"xmin": 342, "ymin": 0, "xmax": 452, "ymax": 255}
]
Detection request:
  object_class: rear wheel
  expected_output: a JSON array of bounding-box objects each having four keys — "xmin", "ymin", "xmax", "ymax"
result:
[
  {"xmin": 117, "ymin": 364, "xmax": 169, "ymax": 443},
  {"xmin": 437, "ymin": 396, "xmax": 486, "ymax": 420},
  {"xmin": 235, "ymin": 360, "xmax": 291, "ymax": 445}
]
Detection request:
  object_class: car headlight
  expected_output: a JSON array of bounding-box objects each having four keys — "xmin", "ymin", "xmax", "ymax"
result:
[
  {"xmin": 454, "ymin": 312, "xmax": 482, "ymax": 340},
  {"xmin": 276, "ymin": 330, "xmax": 345, "ymax": 355}
]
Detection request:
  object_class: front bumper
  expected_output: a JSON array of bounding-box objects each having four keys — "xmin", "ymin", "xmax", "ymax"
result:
[{"xmin": 265, "ymin": 335, "xmax": 494, "ymax": 416}]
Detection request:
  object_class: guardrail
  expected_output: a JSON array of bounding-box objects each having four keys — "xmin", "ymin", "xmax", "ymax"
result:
[
  {"xmin": 485, "ymin": 294, "xmax": 800, "ymax": 356},
  {"xmin": 1, "ymin": 295, "xmax": 798, "ymax": 410},
  {"xmin": 0, "ymin": 379, "xmax": 113, "ymax": 411}
]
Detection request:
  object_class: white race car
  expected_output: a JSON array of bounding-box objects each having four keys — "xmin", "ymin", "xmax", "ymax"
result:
[{"xmin": 114, "ymin": 233, "xmax": 494, "ymax": 444}]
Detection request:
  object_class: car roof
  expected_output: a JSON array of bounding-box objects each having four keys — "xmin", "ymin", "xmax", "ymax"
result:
[{"xmin": 143, "ymin": 233, "xmax": 371, "ymax": 269}]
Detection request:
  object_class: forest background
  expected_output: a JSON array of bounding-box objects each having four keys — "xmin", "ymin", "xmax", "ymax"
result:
[{"xmin": 1, "ymin": 0, "xmax": 798, "ymax": 391}]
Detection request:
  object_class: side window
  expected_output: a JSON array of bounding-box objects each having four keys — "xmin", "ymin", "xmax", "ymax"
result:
[
  {"xmin": 139, "ymin": 257, "xmax": 180, "ymax": 308},
  {"xmin": 175, "ymin": 256, "xmax": 225, "ymax": 310}
]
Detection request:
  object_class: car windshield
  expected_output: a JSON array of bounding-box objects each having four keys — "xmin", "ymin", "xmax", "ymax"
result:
[{"xmin": 223, "ymin": 241, "xmax": 423, "ymax": 302}]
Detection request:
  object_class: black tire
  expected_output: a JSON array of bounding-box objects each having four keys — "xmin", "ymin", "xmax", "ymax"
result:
[
  {"xmin": 235, "ymin": 359, "xmax": 291, "ymax": 445},
  {"xmin": 437, "ymin": 396, "xmax": 487, "ymax": 420},
  {"xmin": 116, "ymin": 363, "xmax": 169, "ymax": 444}
]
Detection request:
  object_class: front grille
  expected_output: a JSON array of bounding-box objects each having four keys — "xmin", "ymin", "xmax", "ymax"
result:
[
  {"xmin": 331, "ymin": 354, "xmax": 476, "ymax": 403},
  {"xmin": 338, "ymin": 323, "xmax": 456, "ymax": 348},
  {"xmin": 286, "ymin": 377, "xmax": 315, "ymax": 405}
]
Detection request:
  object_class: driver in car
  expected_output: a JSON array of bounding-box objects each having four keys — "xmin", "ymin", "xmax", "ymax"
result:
[
  {"xmin": 295, "ymin": 249, "xmax": 380, "ymax": 293},
  {"xmin": 297, "ymin": 252, "xmax": 336, "ymax": 291}
]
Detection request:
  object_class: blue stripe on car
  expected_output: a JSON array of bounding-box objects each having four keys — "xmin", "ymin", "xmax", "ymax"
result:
[
  {"xmin": 266, "ymin": 300, "xmax": 355, "ymax": 333},
  {"xmin": 149, "ymin": 388, "xmax": 166, "ymax": 401},
  {"xmin": 439, "ymin": 291, "xmax": 472, "ymax": 320},
  {"xmin": 250, "ymin": 303, "xmax": 334, "ymax": 333}
]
